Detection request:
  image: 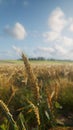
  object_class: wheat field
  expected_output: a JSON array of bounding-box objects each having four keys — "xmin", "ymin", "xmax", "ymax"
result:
[{"xmin": 0, "ymin": 54, "xmax": 73, "ymax": 130}]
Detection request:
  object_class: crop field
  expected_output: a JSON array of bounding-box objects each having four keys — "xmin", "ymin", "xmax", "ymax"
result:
[{"xmin": 0, "ymin": 54, "xmax": 73, "ymax": 130}]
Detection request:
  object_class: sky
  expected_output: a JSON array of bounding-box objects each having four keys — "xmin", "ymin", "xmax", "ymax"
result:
[{"xmin": 1, "ymin": 0, "xmax": 73, "ymax": 59}]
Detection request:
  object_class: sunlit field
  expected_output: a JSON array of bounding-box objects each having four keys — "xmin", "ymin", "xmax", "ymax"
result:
[{"xmin": 0, "ymin": 54, "xmax": 73, "ymax": 130}]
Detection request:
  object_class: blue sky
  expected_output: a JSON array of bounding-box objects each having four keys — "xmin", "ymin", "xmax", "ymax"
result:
[{"xmin": 1, "ymin": 0, "xmax": 73, "ymax": 59}]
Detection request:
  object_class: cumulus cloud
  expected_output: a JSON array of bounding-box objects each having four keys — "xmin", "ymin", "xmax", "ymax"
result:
[
  {"xmin": 44, "ymin": 7, "xmax": 68, "ymax": 42},
  {"xmin": 69, "ymin": 22, "xmax": 73, "ymax": 32},
  {"xmin": 43, "ymin": 31, "xmax": 60, "ymax": 42},
  {"xmin": 62, "ymin": 36, "xmax": 73, "ymax": 46},
  {"xmin": 55, "ymin": 45, "xmax": 67, "ymax": 55},
  {"xmin": 35, "ymin": 45, "xmax": 69, "ymax": 59},
  {"xmin": 49, "ymin": 7, "xmax": 67, "ymax": 33},
  {"xmin": 68, "ymin": 17, "xmax": 73, "ymax": 32},
  {"xmin": 34, "ymin": 47, "xmax": 54, "ymax": 58},
  {"xmin": 4, "ymin": 22, "xmax": 27, "ymax": 40},
  {"xmin": 37, "ymin": 47, "xmax": 54, "ymax": 53},
  {"xmin": 41, "ymin": 7, "xmax": 73, "ymax": 59}
]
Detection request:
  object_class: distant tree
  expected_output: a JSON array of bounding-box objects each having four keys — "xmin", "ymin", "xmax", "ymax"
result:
[
  {"xmin": 29, "ymin": 57, "xmax": 46, "ymax": 61},
  {"xmin": 37, "ymin": 57, "xmax": 45, "ymax": 60}
]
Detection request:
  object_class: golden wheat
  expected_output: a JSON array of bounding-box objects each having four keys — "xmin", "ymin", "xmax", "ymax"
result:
[
  {"xmin": 0, "ymin": 100, "xmax": 18, "ymax": 129},
  {"xmin": 22, "ymin": 53, "xmax": 40, "ymax": 103}
]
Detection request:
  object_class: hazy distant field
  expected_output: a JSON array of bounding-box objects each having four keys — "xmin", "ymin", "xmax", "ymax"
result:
[{"xmin": 0, "ymin": 59, "xmax": 73, "ymax": 66}]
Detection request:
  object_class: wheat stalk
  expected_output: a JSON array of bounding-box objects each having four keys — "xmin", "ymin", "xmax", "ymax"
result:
[
  {"xmin": 22, "ymin": 53, "xmax": 40, "ymax": 103},
  {"xmin": 26, "ymin": 98, "xmax": 40, "ymax": 126},
  {"xmin": 7, "ymin": 85, "xmax": 18, "ymax": 105},
  {"xmin": 0, "ymin": 100, "xmax": 18, "ymax": 130}
]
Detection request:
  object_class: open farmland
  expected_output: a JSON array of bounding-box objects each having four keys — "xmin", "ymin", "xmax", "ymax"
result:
[{"xmin": 0, "ymin": 54, "xmax": 73, "ymax": 130}]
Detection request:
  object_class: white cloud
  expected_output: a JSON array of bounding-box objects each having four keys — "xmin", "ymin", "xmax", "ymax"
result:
[
  {"xmin": 69, "ymin": 23, "xmax": 73, "ymax": 32},
  {"xmin": 43, "ymin": 7, "xmax": 68, "ymax": 42},
  {"xmin": 49, "ymin": 7, "xmax": 67, "ymax": 33},
  {"xmin": 55, "ymin": 45, "xmax": 67, "ymax": 55},
  {"xmin": 44, "ymin": 7, "xmax": 73, "ymax": 47},
  {"xmin": 43, "ymin": 31, "xmax": 60, "ymax": 42},
  {"xmin": 62, "ymin": 36, "xmax": 73, "ymax": 46},
  {"xmin": 69, "ymin": 17, "xmax": 73, "ymax": 22},
  {"xmin": 34, "ymin": 47, "xmax": 54, "ymax": 58},
  {"xmin": 68, "ymin": 49, "xmax": 73, "ymax": 59},
  {"xmin": 42, "ymin": 7, "xmax": 73, "ymax": 59},
  {"xmin": 34, "ymin": 45, "xmax": 69, "ymax": 59},
  {"xmin": 37, "ymin": 47, "xmax": 54, "ymax": 53},
  {"xmin": 4, "ymin": 22, "xmax": 27, "ymax": 40},
  {"xmin": 34, "ymin": 34, "xmax": 73, "ymax": 59},
  {"xmin": 68, "ymin": 17, "xmax": 73, "ymax": 32}
]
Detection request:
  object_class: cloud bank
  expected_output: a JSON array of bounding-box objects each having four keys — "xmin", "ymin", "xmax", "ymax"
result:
[{"xmin": 41, "ymin": 7, "xmax": 73, "ymax": 59}]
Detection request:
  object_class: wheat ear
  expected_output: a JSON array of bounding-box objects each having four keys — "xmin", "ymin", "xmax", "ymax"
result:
[
  {"xmin": 26, "ymin": 98, "xmax": 40, "ymax": 126},
  {"xmin": 22, "ymin": 53, "xmax": 40, "ymax": 103},
  {"xmin": 0, "ymin": 100, "xmax": 18, "ymax": 130}
]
